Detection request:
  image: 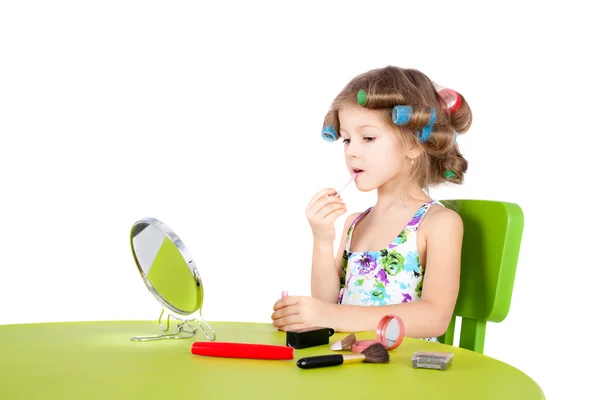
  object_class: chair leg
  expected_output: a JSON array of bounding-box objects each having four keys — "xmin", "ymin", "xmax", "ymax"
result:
[
  {"xmin": 438, "ymin": 315, "xmax": 456, "ymax": 346},
  {"xmin": 459, "ymin": 317, "xmax": 486, "ymax": 353}
]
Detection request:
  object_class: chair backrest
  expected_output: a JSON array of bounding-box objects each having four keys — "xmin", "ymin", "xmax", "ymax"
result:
[{"xmin": 438, "ymin": 199, "xmax": 524, "ymax": 353}]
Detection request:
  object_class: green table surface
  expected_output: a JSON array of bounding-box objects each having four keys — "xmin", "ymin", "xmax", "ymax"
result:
[{"xmin": 0, "ymin": 320, "xmax": 544, "ymax": 399}]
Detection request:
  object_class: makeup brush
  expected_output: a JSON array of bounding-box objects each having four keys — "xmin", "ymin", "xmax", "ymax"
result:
[
  {"xmin": 297, "ymin": 342, "xmax": 389, "ymax": 369},
  {"xmin": 329, "ymin": 333, "xmax": 357, "ymax": 351}
]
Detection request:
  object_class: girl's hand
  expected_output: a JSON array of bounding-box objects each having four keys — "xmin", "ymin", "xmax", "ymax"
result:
[
  {"xmin": 271, "ymin": 296, "xmax": 335, "ymax": 331},
  {"xmin": 305, "ymin": 189, "xmax": 347, "ymax": 243}
]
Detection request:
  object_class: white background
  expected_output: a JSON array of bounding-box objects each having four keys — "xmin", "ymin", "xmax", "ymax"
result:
[{"xmin": 1, "ymin": 1, "xmax": 598, "ymax": 398}]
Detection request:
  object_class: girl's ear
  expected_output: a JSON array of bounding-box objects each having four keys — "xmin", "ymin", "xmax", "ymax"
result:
[{"xmin": 406, "ymin": 144, "xmax": 423, "ymax": 160}]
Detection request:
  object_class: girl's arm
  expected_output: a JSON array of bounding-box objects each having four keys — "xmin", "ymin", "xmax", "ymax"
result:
[
  {"xmin": 311, "ymin": 212, "xmax": 360, "ymax": 303},
  {"xmin": 326, "ymin": 208, "xmax": 463, "ymax": 338}
]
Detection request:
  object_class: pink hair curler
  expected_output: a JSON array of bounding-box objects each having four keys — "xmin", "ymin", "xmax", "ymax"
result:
[
  {"xmin": 439, "ymin": 88, "xmax": 462, "ymax": 113},
  {"xmin": 351, "ymin": 314, "xmax": 405, "ymax": 353}
]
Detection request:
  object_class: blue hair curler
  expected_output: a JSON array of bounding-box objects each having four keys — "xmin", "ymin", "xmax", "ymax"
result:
[
  {"xmin": 392, "ymin": 105, "xmax": 437, "ymax": 143},
  {"xmin": 417, "ymin": 125, "xmax": 433, "ymax": 143},
  {"xmin": 321, "ymin": 125, "xmax": 338, "ymax": 142},
  {"xmin": 393, "ymin": 106, "xmax": 436, "ymax": 126},
  {"xmin": 392, "ymin": 105, "xmax": 413, "ymax": 125},
  {"xmin": 427, "ymin": 108, "xmax": 437, "ymax": 125}
]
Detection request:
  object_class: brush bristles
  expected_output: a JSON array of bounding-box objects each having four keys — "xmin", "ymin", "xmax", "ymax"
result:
[
  {"xmin": 361, "ymin": 342, "xmax": 390, "ymax": 363},
  {"xmin": 340, "ymin": 333, "xmax": 356, "ymax": 350}
]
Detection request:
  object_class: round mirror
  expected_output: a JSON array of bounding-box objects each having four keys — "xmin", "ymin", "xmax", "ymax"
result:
[
  {"xmin": 129, "ymin": 217, "xmax": 216, "ymax": 342},
  {"xmin": 377, "ymin": 314, "xmax": 404, "ymax": 350}
]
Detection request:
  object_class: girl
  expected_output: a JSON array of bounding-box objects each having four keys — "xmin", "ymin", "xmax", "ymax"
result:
[{"xmin": 271, "ymin": 66, "xmax": 472, "ymax": 341}]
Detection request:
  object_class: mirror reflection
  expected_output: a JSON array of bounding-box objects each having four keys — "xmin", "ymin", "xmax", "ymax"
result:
[{"xmin": 385, "ymin": 318, "xmax": 400, "ymax": 347}]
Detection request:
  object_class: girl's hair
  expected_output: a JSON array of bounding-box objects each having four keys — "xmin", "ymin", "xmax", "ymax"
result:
[{"xmin": 323, "ymin": 66, "xmax": 473, "ymax": 188}]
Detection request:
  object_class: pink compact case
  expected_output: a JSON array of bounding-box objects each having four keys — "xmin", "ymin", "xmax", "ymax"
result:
[{"xmin": 351, "ymin": 314, "xmax": 405, "ymax": 353}]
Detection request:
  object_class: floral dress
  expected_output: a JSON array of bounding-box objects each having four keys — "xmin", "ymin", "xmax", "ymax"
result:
[{"xmin": 338, "ymin": 200, "xmax": 442, "ymax": 342}]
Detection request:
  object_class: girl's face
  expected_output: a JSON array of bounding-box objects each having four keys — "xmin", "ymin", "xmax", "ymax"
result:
[{"xmin": 338, "ymin": 103, "xmax": 416, "ymax": 192}]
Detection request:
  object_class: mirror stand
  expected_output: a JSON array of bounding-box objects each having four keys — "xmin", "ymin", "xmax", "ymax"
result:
[{"xmin": 130, "ymin": 307, "xmax": 216, "ymax": 342}]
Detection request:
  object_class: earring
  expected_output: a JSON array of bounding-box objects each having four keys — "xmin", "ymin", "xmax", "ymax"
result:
[{"xmin": 410, "ymin": 159, "xmax": 415, "ymax": 165}]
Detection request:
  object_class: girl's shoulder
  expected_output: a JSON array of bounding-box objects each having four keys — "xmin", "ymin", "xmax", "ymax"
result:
[
  {"xmin": 420, "ymin": 202, "xmax": 463, "ymax": 237},
  {"xmin": 342, "ymin": 211, "xmax": 364, "ymax": 234}
]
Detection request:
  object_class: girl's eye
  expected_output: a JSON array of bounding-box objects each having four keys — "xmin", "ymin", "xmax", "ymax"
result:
[
  {"xmin": 364, "ymin": 137, "xmax": 375, "ymax": 142},
  {"xmin": 342, "ymin": 138, "xmax": 350, "ymax": 143}
]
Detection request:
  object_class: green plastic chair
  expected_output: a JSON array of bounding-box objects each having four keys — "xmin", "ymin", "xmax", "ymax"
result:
[{"xmin": 437, "ymin": 200, "xmax": 525, "ymax": 354}]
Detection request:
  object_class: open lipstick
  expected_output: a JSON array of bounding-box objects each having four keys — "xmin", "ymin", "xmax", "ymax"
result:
[{"xmin": 277, "ymin": 291, "xmax": 288, "ymax": 331}]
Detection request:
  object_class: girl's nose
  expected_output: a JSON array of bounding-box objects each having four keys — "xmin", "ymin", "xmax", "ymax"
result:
[{"xmin": 346, "ymin": 146, "xmax": 359, "ymax": 159}]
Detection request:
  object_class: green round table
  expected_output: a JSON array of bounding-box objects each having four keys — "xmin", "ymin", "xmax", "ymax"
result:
[{"xmin": 0, "ymin": 320, "xmax": 544, "ymax": 399}]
